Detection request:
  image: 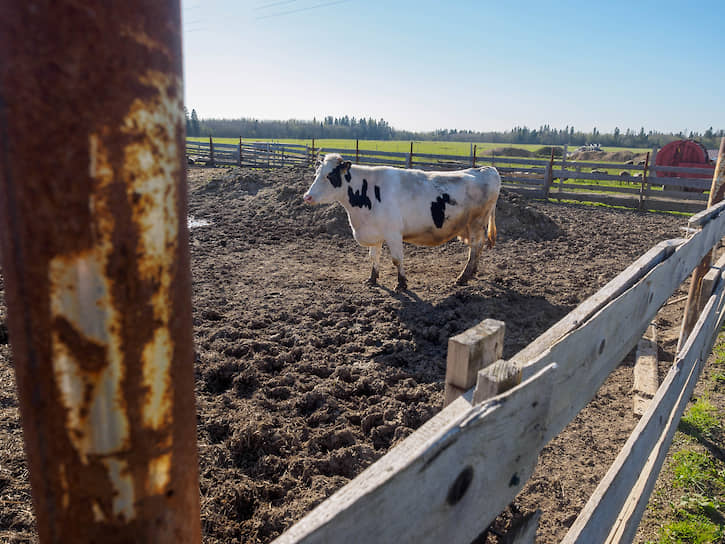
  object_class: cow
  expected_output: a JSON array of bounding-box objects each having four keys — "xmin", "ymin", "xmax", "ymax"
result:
[{"xmin": 303, "ymin": 154, "xmax": 500, "ymax": 290}]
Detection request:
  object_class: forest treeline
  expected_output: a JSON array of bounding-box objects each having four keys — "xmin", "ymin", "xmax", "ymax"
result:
[{"xmin": 184, "ymin": 108, "xmax": 724, "ymax": 149}]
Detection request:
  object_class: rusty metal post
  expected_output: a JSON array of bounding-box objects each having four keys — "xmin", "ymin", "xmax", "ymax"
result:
[
  {"xmin": 472, "ymin": 144, "xmax": 477, "ymax": 168},
  {"xmin": 208, "ymin": 134, "xmax": 215, "ymax": 166},
  {"xmin": 356, "ymin": 139, "xmax": 359, "ymax": 164},
  {"xmin": 407, "ymin": 141, "xmax": 413, "ymax": 168},
  {"xmin": 678, "ymin": 137, "xmax": 725, "ymax": 351},
  {"xmin": 237, "ymin": 136, "xmax": 242, "ymax": 167},
  {"xmin": 0, "ymin": 3, "xmax": 201, "ymax": 543}
]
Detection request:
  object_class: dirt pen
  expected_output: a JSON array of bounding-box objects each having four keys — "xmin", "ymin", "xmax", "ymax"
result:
[{"xmin": 3, "ymin": 4, "xmax": 725, "ymax": 543}]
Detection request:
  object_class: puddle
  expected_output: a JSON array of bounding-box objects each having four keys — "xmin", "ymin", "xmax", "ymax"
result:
[{"xmin": 188, "ymin": 216, "xmax": 211, "ymax": 229}]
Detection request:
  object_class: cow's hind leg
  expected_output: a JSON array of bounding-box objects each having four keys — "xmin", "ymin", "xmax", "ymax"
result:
[
  {"xmin": 456, "ymin": 237, "xmax": 483, "ymax": 285},
  {"xmin": 366, "ymin": 243, "xmax": 382, "ymax": 285},
  {"xmin": 387, "ymin": 236, "xmax": 407, "ymax": 291}
]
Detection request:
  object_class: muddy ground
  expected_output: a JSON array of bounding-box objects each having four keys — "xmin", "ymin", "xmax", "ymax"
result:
[{"xmin": 0, "ymin": 164, "xmax": 693, "ymax": 542}]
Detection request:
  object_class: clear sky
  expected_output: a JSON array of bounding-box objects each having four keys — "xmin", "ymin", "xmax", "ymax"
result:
[{"xmin": 182, "ymin": 0, "xmax": 724, "ymax": 135}]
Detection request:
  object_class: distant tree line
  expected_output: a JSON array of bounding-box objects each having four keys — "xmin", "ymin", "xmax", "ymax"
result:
[{"xmin": 184, "ymin": 108, "xmax": 724, "ymax": 149}]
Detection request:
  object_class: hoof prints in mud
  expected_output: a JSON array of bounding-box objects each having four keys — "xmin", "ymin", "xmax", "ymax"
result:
[{"xmin": 184, "ymin": 165, "xmax": 683, "ymax": 543}]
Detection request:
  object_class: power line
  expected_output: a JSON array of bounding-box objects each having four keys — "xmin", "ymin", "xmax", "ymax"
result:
[
  {"xmin": 255, "ymin": 0, "xmax": 298, "ymax": 10},
  {"xmin": 256, "ymin": 0, "xmax": 351, "ymax": 20}
]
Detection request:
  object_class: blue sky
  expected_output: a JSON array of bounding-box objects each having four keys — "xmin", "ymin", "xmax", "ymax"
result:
[{"xmin": 182, "ymin": 0, "xmax": 724, "ymax": 134}]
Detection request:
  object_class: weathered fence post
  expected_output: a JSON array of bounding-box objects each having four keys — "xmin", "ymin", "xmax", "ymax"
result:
[
  {"xmin": 678, "ymin": 136, "xmax": 725, "ymax": 351},
  {"xmin": 0, "ymin": 2, "xmax": 201, "ymax": 542},
  {"xmin": 638, "ymin": 151, "xmax": 651, "ymax": 211},
  {"xmin": 407, "ymin": 141, "xmax": 413, "ymax": 168},
  {"xmin": 238, "ymin": 136, "xmax": 243, "ymax": 167},
  {"xmin": 443, "ymin": 319, "xmax": 505, "ymax": 406},
  {"xmin": 472, "ymin": 144, "xmax": 477, "ymax": 168},
  {"xmin": 542, "ymin": 146, "xmax": 555, "ymax": 198},
  {"xmin": 208, "ymin": 134, "xmax": 215, "ymax": 166}
]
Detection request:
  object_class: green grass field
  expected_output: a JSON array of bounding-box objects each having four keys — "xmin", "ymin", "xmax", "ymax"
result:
[{"xmin": 186, "ymin": 136, "xmax": 649, "ymax": 157}]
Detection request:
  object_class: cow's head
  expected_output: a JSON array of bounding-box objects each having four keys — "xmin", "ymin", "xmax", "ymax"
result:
[{"xmin": 303, "ymin": 153, "xmax": 351, "ymax": 205}]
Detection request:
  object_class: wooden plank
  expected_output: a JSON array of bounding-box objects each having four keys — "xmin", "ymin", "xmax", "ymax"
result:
[
  {"xmin": 273, "ymin": 364, "xmax": 557, "ymax": 544},
  {"xmin": 521, "ymin": 206, "xmax": 725, "ymax": 443},
  {"xmin": 444, "ymin": 319, "xmax": 504, "ymax": 406},
  {"xmin": 652, "ymin": 177, "xmax": 711, "ymax": 190},
  {"xmin": 688, "ymin": 198, "xmax": 725, "ymax": 227},
  {"xmin": 322, "ymin": 147, "xmax": 410, "ymax": 159},
  {"xmin": 477, "ymin": 157, "xmax": 551, "ymax": 167},
  {"xmin": 560, "ymin": 160, "xmax": 646, "ymax": 170},
  {"xmin": 556, "ymin": 183, "xmax": 644, "ymax": 195},
  {"xmin": 563, "ymin": 270, "xmax": 725, "ymax": 543},
  {"xmin": 651, "ymin": 164, "xmax": 715, "ymax": 175},
  {"xmin": 697, "ymin": 251, "xmax": 725, "ymax": 314},
  {"xmin": 500, "ymin": 177, "xmax": 544, "ymax": 185},
  {"xmin": 552, "ymin": 170, "xmax": 646, "ymax": 183},
  {"xmin": 554, "ymin": 191, "xmax": 706, "ymax": 213},
  {"xmin": 633, "ymin": 323, "xmax": 658, "ymax": 416},
  {"xmin": 608, "ymin": 288, "xmax": 725, "ymax": 542}
]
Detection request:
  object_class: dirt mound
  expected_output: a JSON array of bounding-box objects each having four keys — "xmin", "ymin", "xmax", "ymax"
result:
[
  {"xmin": 568, "ymin": 150, "xmax": 649, "ymax": 163},
  {"xmin": 194, "ymin": 167, "xmax": 560, "ymax": 242},
  {"xmin": 497, "ymin": 190, "xmax": 561, "ymax": 241},
  {"xmin": 492, "ymin": 147, "xmax": 534, "ymax": 158}
]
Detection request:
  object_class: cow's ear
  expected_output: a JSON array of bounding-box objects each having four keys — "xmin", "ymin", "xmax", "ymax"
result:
[{"xmin": 342, "ymin": 161, "xmax": 352, "ymax": 170}]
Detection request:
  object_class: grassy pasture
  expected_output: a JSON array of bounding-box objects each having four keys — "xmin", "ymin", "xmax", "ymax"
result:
[{"xmin": 186, "ymin": 136, "xmax": 649, "ymax": 157}]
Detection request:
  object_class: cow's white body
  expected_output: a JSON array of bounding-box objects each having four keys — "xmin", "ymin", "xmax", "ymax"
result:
[{"xmin": 303, "ymin": 154, "xmax": 500, "ymax": 290}]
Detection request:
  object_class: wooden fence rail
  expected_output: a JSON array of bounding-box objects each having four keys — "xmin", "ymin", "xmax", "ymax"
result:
[
  {"xmin": 274, "ymin": 195, "xmax": 725, "ymax": 543},
  {"xmin": 187, "ymin": 139, "xmax": 717, "ymax": 214}
]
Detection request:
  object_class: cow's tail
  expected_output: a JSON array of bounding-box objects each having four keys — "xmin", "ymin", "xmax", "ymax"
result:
[{"xmin": 486, "ymin": 205, "xmax": 497, "ymax": 248}]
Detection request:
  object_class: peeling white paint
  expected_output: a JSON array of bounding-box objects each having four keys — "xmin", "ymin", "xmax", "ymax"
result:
[
  {"xmin": 142, "ymin": 327, "xmax": 172, "ymax": 430},
  {"xmin": 121, "ymin": 70, "xmax": 182, "ymax": 438},
  {"xmin": 102, "ymin": 458, "xmax": 135, "ymax": 521},
  {"xmin": 50, "ymin": 252, "xmax": 129, "ymax": 462}
]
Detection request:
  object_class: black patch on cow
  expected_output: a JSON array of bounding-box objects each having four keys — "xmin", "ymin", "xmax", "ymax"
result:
[
  {"xmin": 326, "ymin": 164, "xmax": 344, "ymax": 188},
  {"xmin": 431, "ymin": 193, "xmax": 452, "ymax": 228},
  {"xmin": 345, "ymin": 170, "xmax": 352, "ymax": 182},
  {"xmin": 348, "ymin": 179, "xmax": 372, "ymax": 210},
  {"xmin": 374, "ymin": 185, "xmax": 381, "ymax": 202}
]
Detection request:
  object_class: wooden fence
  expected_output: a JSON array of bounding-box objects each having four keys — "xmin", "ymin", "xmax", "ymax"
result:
[
  {"xmin": 270, "ymin": 198, "xmax": 725, "ymax": 540},
  {"xmin": 186, "ymin": 138, "xmax": 716, "ymax": 214}
]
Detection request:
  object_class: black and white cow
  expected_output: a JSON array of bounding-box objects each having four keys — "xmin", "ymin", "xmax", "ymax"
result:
[{"xmin": 303, "ymin": 154, "xmax": 500, "ymax": 290}]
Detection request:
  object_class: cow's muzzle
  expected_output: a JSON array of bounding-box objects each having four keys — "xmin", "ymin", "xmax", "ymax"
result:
[{"xmin": 303, "ymin": 194, "xmax": 314, "ymax": 204}]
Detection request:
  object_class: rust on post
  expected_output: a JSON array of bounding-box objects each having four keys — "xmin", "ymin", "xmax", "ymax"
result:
[
  {"xmin": 356, "ymin": 139, "xmax": 359, "ymax": 164},
  {"xmin": 472, "ymin": 144, "xmax": 477, "ymax": 168},
  {"xmin": 0, "ymin": 2, "xmax": 201, "ymax": 542},
  {"xmin": 678, "ymin": 137, "xmax": 725, "ymax": 351},
  {"xmin": 208, "ymin": 134, "xmax": 215, "ymax": 166}
]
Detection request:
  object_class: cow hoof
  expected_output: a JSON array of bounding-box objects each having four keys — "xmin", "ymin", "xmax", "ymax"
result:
[
  {"xmin": 455, "ymin": 275, "xmax": 470, "ymax": 286},
  {"xmin": 395, "ymin": 280, "xmax": 408, "ymax": 291},
  {"xmin": 365, "ymin": 277, "xmax": 377, "ymax": 286}
]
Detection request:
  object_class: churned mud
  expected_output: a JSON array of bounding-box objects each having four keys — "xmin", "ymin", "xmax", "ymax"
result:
[{"xmin": 0, "ymin": 164, "xmax": 688, "ymax": 543}]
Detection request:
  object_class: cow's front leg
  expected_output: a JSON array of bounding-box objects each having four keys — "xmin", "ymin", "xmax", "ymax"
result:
[
  {"xmin": 366, "ymin": 243, "xmax": 382, "ymax": 285},
  {"xmin": 387, "ymin": 236, "xmax": 407, "ymax": 291}
]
